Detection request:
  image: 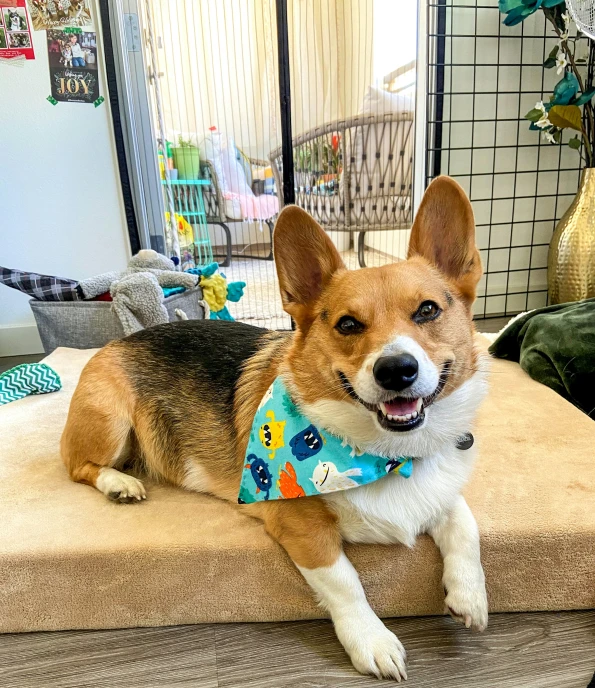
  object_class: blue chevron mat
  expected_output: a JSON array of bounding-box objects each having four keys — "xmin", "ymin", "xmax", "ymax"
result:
[{"xmin": 0, "ymin": 363, "xmax": 62, "ymax": 406}]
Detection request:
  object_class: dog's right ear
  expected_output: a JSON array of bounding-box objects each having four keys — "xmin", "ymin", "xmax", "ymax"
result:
[{"xmin": 273, "ymin": 206, "xmax": 345, "ymax": 331}]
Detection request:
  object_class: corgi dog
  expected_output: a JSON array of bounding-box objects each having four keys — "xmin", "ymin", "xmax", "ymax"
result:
[{"xmin": 61, "ymin": 176, "xmax": 488, "ymax": 681}]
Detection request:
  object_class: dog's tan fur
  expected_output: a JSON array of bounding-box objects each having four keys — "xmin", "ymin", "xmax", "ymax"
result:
[{"xmin": 62, "ymin": 176, "xmax": 485, "ymax": 680}]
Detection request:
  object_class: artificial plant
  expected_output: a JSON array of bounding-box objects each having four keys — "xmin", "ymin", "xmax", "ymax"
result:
[{"xmin": 499, "ymin": 0, "xmax": 595, "ymax": 166}]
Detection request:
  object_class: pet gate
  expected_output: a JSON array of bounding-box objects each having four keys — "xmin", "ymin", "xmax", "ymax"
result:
[
  {"xmin": 104, "ymin": 0, "xmax": 420, "ymax": 330},
  {"xmin": 102, "ymin": 0, "xmax": 586, "ymax": 328}
]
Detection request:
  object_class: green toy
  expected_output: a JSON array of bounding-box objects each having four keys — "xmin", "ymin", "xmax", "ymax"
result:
[{"xmin": 0, "ymin": 363, "xmax": 62, "ymax": 406}]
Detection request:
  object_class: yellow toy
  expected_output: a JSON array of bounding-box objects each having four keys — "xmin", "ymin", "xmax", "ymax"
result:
[
  {"xmin": 199, "ymin": 272, "xmax": 228, "ymax": 314},
  {"xmin": 165, "ymin": 212, "xmax": 194, "ymax": 247},
  {"xmin": 259, "ymin": 410, "xmax": 286, "ymax": 459}
]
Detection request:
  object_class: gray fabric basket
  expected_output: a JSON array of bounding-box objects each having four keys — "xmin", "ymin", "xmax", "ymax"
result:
[{"xmin": 30, "ymin": 287, "xmax": 205, "ymax": 354}]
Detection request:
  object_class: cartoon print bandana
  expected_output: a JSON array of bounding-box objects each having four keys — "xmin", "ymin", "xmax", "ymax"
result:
[{"xmin": 238, "ymin": 377, "xmax": 414, "ymax": 504}]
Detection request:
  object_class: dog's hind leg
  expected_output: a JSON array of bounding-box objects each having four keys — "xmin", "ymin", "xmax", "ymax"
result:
[
  {"xmin": 247, "ymin": 499, "xmax": 407, "ymax": 681},
  {"xmin": 61, "ymin": 347, "xmax": 146, "ymax": 503}
]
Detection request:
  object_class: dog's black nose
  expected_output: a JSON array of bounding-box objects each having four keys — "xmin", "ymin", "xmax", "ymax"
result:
[{"xmin": 373, "ymin": 354, "xmax": 419, "ymax": 392}]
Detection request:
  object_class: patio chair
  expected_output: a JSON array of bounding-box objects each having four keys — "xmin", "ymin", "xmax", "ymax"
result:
[
  {"xmin": 269, "ymin": 111, "xmax": 414, "ymax": 267},
  {"xmin": 200, "ymin": 155, "xmax": 276, "ymax": 267}
]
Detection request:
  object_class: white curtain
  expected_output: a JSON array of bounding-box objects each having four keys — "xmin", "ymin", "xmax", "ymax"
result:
[{"xmin": 145, "ymin": 0, "xmax": 374, "ymax": 159}]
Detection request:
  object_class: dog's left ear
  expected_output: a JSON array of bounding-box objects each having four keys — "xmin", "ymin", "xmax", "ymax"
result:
[
  {"xmin": 408, "ymin": 176, "xmax": 481, "ymax": 306},
  {"xmin": 273, "ymin": 206, "xmax": 345, "ymax": 330}
]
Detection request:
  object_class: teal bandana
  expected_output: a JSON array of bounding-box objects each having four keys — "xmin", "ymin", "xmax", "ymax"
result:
[{"xmin": 238, "ymin": 377, "xmax": 413, "ymax": 504}]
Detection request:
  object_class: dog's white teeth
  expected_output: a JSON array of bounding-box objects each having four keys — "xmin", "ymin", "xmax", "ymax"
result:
[
  {"xmin": 416, "ymin": 398, "xmax": 423, "ymax": 412},
  {"xmin": 412, "ymin": 411, "xmax": 418, "ymax": 419},
  {"xmin": 387, "ymin": 414, "xmax": 393, "ymax": 420},
  {"xmin": 379, "ymin": 402, "xmax": 388, "ymax": 416},
  {"xmin": 405, "ymin": 413, "xmax": 412, "ymax": 420}
]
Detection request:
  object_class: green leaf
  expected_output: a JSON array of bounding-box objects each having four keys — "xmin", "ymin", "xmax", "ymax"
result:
[
  {"xmin": 499, "ymin": 0, "xmax": 523, "ymax": 11},
  {"xmin": 503, "ymin": 4, "xmax": 535, "ymax": 25},
  {"xmin": 553, "ymin": 130, "xmax": 562, "ymax": 143},
  {"xmin": 543, "ymin": 45, "xmax": 559, "ymax": 69},
  {"xmin": 548, "ymin": 104, "xmax": 583, "ymax": 131},
  {"xmin": 525, "ymin": 107, "xmax": 545, "ymax": 122},
  {"xmin": 568, "ymin": 137, "xmax": 582, "ymax": 149},
  {"xmin": 574, "ymin": 87, "xmax": 595, "ymax": 106}
]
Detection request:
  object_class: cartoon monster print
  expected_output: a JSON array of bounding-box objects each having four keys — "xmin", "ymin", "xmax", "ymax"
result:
[
  {"xmin": 289, "ymin": 424, "xmax": 324, "ymax": 461},
  {"xmin": 245, "ymin": 454, "xmax": 273, "ymax": 500},
  {"xmin": 237, "ymin": 486, "xmax": 252, "ymax": 504},
  {"xmin": 258, "ymin": 410, "xmax": 286, "ymax": 459},
  {"xmin": 310, "ymin": 461, "xmax": 362, "ymax": 493},
  {"xmin": 277, "ymin": 462, "xmax": 306, "ymax": 499},
  {"xmin": 257, "ymin": 383, "xmax": 274, "ymax": 412}
]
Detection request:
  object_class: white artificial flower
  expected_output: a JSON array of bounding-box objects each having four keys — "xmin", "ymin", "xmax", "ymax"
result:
[
  {"xmin": 556, "ymin": 52, "xmax": 568, "ymax": 74},
  {"xmin": 536, "ymin": 114, "xmax": 552, "ymax": 129},
  {"xmin": 543, "ymin": 131, "xmax": 557, "ymax": 144},
  {"xmin": 560, "ymin": 31, "xmax": 569, "ymax": 42},
  {"xmin": 535, "ymin": 100, "xmax": 546, "ymax": 113},
  {"xmin": 561, "ymin": 11, "xmax": 570, "ymax": 26}
]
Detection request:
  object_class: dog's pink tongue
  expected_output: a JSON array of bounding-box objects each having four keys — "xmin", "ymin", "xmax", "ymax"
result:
[{"xmin": 385, "ymin": 398, "xmax": 418, "ymax": 416}]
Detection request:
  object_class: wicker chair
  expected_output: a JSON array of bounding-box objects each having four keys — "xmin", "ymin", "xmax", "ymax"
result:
[
  {"xmin": 269, "ymin": 112, "xmax": 414, "ymax": 267},
  {"xmin": 200, "ymin": 156, "xmax": 275, "ymax": 267}
]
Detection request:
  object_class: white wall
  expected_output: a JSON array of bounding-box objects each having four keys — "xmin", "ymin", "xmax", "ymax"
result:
[{"xmin": 0, "ymin": 1, "xmax": 130, "ymax": 355}]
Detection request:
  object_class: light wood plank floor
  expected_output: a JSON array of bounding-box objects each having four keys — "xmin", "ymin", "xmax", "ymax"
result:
[{"xmin": 0, "ymin": 612, "xmax": 593, "ymax": 688}]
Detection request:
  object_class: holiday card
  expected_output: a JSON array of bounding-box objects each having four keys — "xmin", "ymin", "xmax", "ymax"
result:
[
  {"xmin": 0, "ymin": 0, "xmax": 35, "ymax": 60},
  {"xmin": 27, "ymin": 0, "xmax": 91, "ymax": 31},
  {"xmin": 47, "ymin": 29, "xmax": 99, "ymax": 104}
]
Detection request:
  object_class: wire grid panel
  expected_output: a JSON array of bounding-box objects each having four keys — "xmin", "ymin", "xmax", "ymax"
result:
[
  {"xmin": 426, "ymin": 1, "xmax": 585, "ymax": 318},
  {"xmin": 141, "ymin": 0, "xmax": 290, "ymax": 330},
  {"xmin": 284, "ymin": 0, "xmax": 416, "ymax": 271}
]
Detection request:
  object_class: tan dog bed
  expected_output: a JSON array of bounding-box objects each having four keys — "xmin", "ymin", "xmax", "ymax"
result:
[{"xmin": 0, "ymin": 339, "xmax": 593, "ymax": 633}]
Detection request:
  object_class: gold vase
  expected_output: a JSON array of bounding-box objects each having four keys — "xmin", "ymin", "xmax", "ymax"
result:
[{"xmin": 548, "ymin": 168, "xmax": 595, "ymax": 305}]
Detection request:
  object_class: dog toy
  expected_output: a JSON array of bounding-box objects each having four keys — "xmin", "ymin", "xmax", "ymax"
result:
[
  {"xmin": 0, "ymin": 363, "xmax": 61, "ymax": 406},
  {"xmin": 186, "ymin": 263, "xmax": 246, "ymax": 321},
  {"xmin": 165, "ymin": 212, "xmax": 194, "ymax": 247}
]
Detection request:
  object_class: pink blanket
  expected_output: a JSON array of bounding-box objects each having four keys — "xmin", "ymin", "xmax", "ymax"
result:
[{"xmin": 223, "ymin": 191, "xmax": 279, "ymax": 221}]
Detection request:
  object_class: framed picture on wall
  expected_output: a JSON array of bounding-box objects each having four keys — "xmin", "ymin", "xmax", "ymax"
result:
[{"xmin": 46, "ymin": 30, "xmax": 99, "ymax": 104}]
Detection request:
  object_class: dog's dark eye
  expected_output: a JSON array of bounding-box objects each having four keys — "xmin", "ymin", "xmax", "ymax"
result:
[
  {"xmin": 413, "ymin": 301, "xmax": 441, "ymax": 323},
  {"xmin": 335, "ymin": 315, "xmax": 365, "ymax": 335}
]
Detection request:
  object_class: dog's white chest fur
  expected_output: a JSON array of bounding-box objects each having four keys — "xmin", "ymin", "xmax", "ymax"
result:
[
  {"xmin": 301, "ymin": 365, "xmax": 487, "ymax": 548},
  {"xmin": 323, "ymin": 445, "xmax": 476, "ymax": 547}
]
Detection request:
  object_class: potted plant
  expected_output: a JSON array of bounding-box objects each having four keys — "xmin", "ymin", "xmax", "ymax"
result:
[
  {"xmin": 171, "ymin": 136, "xmax": 200, "ymax": 180},
  {"xmin": 499, "ymin": 1, "xmax": 595, "ymax": 304}
]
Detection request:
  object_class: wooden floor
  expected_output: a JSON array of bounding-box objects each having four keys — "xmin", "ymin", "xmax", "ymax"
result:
[{"xmin": 0, "ymin": 612, "xmax": 593, "ymax": 687}]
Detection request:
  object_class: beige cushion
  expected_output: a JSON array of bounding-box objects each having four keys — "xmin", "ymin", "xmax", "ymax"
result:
[{"xmin": 0, "ymin": 341, "xmax": 594, "ymax": 633}]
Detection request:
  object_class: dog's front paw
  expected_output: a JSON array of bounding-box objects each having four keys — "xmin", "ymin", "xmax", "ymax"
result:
[
  {"xmin": 444, "ymin": 573, "xmax": 488, "ymax": 632},
  {"xmin": 335, "ymin": 615, "xmax": 407, "ymax": 682}
]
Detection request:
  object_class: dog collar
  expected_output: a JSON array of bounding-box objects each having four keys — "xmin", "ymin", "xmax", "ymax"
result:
[{"xmin": 238, "ymin": 376, "xmax": 415, "ymax": 504}]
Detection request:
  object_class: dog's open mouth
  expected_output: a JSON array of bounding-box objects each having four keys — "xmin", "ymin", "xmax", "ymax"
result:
[{"xmin": 338, "ymin": 362, "xmax": 451, "ymax": 433}]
